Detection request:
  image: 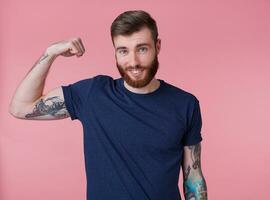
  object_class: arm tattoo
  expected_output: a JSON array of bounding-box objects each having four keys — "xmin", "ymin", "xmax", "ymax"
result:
[
  {"xmin": 183, "ymin": 143, "xmax": 208, "ymax": 199},
  {"xmin": 38, "ymin": 52, "xmax": 49, "ymax": 64},
  {"xmin": 188, "ymin": 143, "xmax": 201, "ymax": 170},
  {"xmin": 184, "ymin": 178, "xmax": 208, "ymax": 200},
  {"xmin": 25, "ymin": 52, "xmax": 54, "ymax": 77},
  {"xmin": 184, "ymin": 165, "xmax": 191, "ymax": 180},
  {"xmin": 25, "ymin": 96, "xmax": 69, "ymax": 119}
]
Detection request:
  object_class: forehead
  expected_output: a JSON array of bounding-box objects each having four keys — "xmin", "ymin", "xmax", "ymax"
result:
[{"xmin": 113, "ymin": 27, "xmax": 153, "ymax": 48}]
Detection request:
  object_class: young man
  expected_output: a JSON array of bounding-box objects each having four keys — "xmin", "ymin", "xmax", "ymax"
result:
[{"xmin": 9, "ymin": 10, "xmax": 207, "ymax": 200}]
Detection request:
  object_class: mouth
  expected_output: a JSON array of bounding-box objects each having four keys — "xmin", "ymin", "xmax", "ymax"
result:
[{"xmin": 128, "ymin": 68, "xmax": 144, "ymax": 77}]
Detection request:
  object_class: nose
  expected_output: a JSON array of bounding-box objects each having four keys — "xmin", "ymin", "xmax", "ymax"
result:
[{"xmin": 128, "ymin": 52, "xmax": 139, "ymax": 68}]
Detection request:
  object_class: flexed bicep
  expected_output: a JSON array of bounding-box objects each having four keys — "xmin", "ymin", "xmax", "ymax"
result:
[{"xmin": 11, "ymin": 87, "xmax": 70, "ymax": 120}]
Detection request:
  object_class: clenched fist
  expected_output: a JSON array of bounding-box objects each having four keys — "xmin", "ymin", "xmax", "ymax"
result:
[{"xmin": 46, "ymin": 37, "xmax": 86, "ymax": 58}]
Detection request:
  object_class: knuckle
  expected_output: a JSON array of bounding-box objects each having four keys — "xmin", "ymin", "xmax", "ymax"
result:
[
  {"xmin": 74, "ymin": 37, "xmax": 80, "ymax": 42},
  {"xmin": 70, "ymin": 38, "xmax": 77, "ymax": 44},
  {"xmin": 69, "ymin": 40, "xmax": 74, "ymax": 46},
  {"xmin": 70, "ymin": 41, "xmax": 77, "ymax": 48}
]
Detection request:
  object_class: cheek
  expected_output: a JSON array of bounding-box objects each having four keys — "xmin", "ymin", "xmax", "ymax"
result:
[
  {"xmin": 116, "ymin": 56, "xmax": 125, "ymax": 66},
  {"xmin": 142, "ymin": 54, "xmax": 155, "ymax": 65},
  {"xmin": 121, "ymin": 60, "xmax": 129, "ymax": 68}
]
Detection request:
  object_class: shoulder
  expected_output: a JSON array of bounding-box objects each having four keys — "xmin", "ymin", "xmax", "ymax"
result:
[
  {"xmin": 61, "ymin": 75, "xmax": 113, "ymax": 97},
  {"xmin": 87, "ymin": 74, "xmax": 114, "ymax": 90},
  {"xmin": 93, "ymin": 74, "xmax": 114, "ymax": 83},
  {"xmin": 164, "ymin": 80, "xmax": 199, "ymax": 104},
  {"xmin": 70, "ymin": 74, "xmax": 113, "ymax": 86}
]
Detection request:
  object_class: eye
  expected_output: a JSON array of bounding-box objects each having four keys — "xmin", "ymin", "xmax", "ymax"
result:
[
  {"xmin": 138, "ymin": 47, "xmax": 147, "ymax": 53},
  {"xmin": 118, "ymin": 49, "xmax": 127, "ymax": 55}
]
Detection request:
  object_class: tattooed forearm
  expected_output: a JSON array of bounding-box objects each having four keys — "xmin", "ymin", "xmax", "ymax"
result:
[
  {"xmin": 188, "ymin": 143, "xmax": 201, "ymax": 170},
  {"xmin": 184, "ymin": 177, "xmax": 208, "ymax": 200},
  {"xmin": 25, "ymin": 96, "xmax": 69, "ymax": 119},
  {"xmin": 182, "ymin": 143, "xmax": 207, "ymax": 199},
  {"xmin": 184, "ymin": 165, "xmax": 191, "ymax": 180},
  {"xmin": 38, "ymin": 52, "xmax": 49, "ymax": 64}
]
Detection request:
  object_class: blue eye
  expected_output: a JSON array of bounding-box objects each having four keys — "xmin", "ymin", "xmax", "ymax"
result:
[{"xmin": 139, "ymin": 47, "xmax": 147, "ymax": 53}]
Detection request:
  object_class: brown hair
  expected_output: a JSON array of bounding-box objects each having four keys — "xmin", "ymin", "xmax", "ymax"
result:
[{"xmin": 110, "ymin": 10, "xmax": 159, "ymax": 45}]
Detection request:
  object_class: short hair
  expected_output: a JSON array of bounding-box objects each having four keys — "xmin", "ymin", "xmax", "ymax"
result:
[{"xmin": 110, "ymin": 10, "xmax": 159, "ymax": 45}]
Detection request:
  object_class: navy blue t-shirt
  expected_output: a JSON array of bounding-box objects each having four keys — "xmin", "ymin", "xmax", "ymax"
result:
[{"xmin": 61, "ymin": 74, "xmax": 203, "ymax": 200}]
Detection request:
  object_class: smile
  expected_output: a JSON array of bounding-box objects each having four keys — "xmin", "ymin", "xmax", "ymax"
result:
[{"xmin": 128, "ymin": 69, "xmax": 144, "ymax": 76}]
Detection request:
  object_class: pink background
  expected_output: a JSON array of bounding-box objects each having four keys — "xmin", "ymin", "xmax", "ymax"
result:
[{"xmin": 1, "ymin": 0, "xmax": 270, "ymax": 199}]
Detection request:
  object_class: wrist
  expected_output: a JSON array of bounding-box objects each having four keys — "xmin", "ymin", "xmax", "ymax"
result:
[{"xmin": 45, "ymin": 47, "xmax": 59, "ymax": 59}]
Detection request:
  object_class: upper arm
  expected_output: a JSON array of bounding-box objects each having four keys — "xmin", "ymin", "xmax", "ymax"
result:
[
  {"xmin": 182, "ymin": 142, "xmax": 204, "ymax": 180},
  {"xmin": 11, "ymin": 87, "xmax": 71, "ymax": 120}
]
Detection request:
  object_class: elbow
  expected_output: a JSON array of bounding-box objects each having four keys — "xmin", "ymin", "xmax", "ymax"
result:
[
  {"xmin": 8, "ymin": 103, "xmax": 23, "ymax": 119},
  {"xmin": 8, "ymin": 105, "xmax": 18, "ymax": 118}
]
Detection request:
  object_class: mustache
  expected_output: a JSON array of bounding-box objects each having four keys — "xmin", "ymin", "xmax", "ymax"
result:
[{"xmin": 126, "ymin": 66, "xmax": 146, "ymax": 70}]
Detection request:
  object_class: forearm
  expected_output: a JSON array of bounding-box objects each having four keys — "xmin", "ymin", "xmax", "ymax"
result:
[
  {"xmin": 183, "ymin": 176, "xmax": 208, "ymax": 200},
  {"xmin": 10, "ymin": 50, "xmax": 57, "ymax": 109}
]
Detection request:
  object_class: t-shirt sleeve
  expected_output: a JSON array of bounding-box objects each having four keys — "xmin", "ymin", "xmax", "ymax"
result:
[
  {"xmin": 182, "ymin": 96, "xmax": 203, "ymax": 146},
  {"xmin": 61, "ymin": 77, "xmax": 95, "ymax": 121}
]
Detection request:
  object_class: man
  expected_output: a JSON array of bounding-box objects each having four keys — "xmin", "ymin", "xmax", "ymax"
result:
[{"xmin": 9, "ymin": 10, "xmax": 207, "ymax": 200}]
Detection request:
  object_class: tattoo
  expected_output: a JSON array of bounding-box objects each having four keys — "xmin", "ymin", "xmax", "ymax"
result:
[
  {"xmin": 184, "ymin": 165, "xmax": 191, "ymax": 180},
  {"xmin": 183, "ymin": 143, "xmax": 207, "ymax": 199},
  {"xmin": 184, "ymin": 178, "xmax": 208, "ymax": 200},
  {"xmin": 25, "ymin": 52, "xmax": 54, "ymax": 77},
  {"xmin": 25, "ymin": 96, "xmax": 69, "ymax": 118},
  {"xmin": 38, "ymin": 52, "xmax": 49, "ymax": 64},
  {"xmin": 188, "ymin": 143, "xmax": 201, "ymax": 170}
]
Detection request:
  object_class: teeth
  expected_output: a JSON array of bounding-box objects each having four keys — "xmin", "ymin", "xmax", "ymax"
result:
[{"xmin": 130, "ymin": 69, "xmax": 143, "ymax": 74}]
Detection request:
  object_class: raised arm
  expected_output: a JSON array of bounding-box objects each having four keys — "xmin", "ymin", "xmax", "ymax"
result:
[
  {"xmin": 10, "ymin": 86, "xmax": 69, "ymax": 120},
  {"xmin": 181, "ymin": 142, "xmax": 208, "ymax": 200},
  {"xmin": 9, "ymin": 37, "xmax": 85, "ymax": 120}
]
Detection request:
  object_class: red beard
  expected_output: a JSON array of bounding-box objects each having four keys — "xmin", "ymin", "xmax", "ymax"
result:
[{"xmin": 116, "ymin": 54, "xmax": 159, "ymax": 88}]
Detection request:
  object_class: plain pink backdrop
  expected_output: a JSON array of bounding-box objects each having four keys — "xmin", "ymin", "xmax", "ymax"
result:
[{"xmin": 1, "ymin": 0, "xmax": 270, "ymax": 199}]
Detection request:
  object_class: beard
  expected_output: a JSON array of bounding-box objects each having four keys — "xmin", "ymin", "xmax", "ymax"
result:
[{"xmin": 116, "ymin": 54, "xmax": 159, "ymax": 88}]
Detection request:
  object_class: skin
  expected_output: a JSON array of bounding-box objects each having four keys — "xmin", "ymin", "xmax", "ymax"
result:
[
  {"xmin": 25, "ymin": 96, "xmax": 69, "ymax": 119},
  {"xmin": 23, "ymin": 52, "xmax": 70, "ymax": 120},
  {"xmin": 9, "ymin": 38, "xmax": 85, "ymax": 120},
  {"xmin": 182, "ymin": 143, "xmax": 208, "ymax": 199},
  {"xmin": 113, "ymin": 26, "xmax": 161, "ymax": 93}
]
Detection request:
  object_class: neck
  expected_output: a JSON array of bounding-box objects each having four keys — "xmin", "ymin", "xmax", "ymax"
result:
[{"xmin": 123, "ymin": 78, "xmax": 160, "ymax": 94}]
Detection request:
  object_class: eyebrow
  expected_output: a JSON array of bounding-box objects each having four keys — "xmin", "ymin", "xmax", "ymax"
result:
[{"xmin": 116, "ymin": 43, "xmax": 150, "ymax": 51}]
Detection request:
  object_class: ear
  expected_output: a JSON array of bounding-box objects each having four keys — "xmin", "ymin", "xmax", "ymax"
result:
[{"xmin": 155, "ymin": 38, "xmax": 161, "ymax": 55}]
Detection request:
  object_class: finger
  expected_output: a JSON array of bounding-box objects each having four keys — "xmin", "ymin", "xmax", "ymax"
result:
[
  {"xmin": 71, "ymin": 40, "xmax": 82, "ymax": 56},
  {"xmin": 68, "ymin": 43, "xmax": 80, "ymax": 57},
  {"xmin": 73, "ymin": 40, "xmax": 84, "ymax": 55},
  {"xmin": 77, "ymin": 38, "xmax": 86, "ymax": 53},
  {"xmin": 77, "ymin": 41, "xmax": 85, "ymax": 54}
]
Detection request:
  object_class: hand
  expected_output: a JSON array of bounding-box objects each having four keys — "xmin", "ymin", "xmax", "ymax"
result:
[{"xmin": 46, "ymin": 37, "xmax": 86, "ymax": 58}]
